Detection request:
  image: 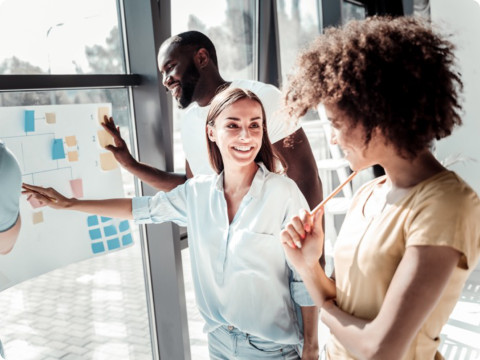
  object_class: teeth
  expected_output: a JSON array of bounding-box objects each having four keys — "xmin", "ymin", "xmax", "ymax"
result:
[{"xmin": 233, "ymin": 146, "xmax": 251, "ymax": 152}]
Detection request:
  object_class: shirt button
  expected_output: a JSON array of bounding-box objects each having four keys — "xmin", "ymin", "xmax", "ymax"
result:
[{"xmin": 227, "ymin": 325, "xmax": 234, "ymax": 331}]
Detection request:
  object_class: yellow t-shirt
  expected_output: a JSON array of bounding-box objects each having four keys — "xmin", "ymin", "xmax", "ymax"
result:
[{"xmin": 327, "ymin": 171, "xmax": 480, "ymax": 359}]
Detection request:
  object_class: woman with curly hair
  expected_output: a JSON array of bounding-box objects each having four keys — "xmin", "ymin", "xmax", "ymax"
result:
[{"xmin": 281, "ymin": 16, "xmax": 480, "ymax": 360}]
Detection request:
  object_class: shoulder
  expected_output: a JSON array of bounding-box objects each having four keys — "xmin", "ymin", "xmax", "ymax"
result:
[
  {"xmin": 414, "ymin": 171, "xmax": 479, "ymax": 209},
  {"xmin": 0, "ymin": 143, "xmax": 21, "ymax": 178},
  {"xmin": 264, "ymin": 171, "xmax": 301, "ymax": 194}
]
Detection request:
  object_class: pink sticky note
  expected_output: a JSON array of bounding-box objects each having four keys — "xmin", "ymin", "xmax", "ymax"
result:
[
  {"xmin": 28, "ymin": 196, "xmax": 46, "ymax": 209},
  {"xmin": 70, "ymin": 179, "xmax": 84, "ymax": 198}
]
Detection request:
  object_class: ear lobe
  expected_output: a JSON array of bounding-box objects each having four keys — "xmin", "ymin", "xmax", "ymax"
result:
[
  {"xmin": 207, "ymin": 126, "xmax": 216, "ymax": 142},
  {"xmin": 195, "ymin": 48, "xmax": 210, "ymax": 69}
]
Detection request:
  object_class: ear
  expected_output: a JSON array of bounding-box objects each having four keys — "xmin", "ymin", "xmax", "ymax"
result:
[
  {"xmin": 207, "ymin": 125, "xmax": 216, "ymax": 142},
  {"xmin": 194, "ymin": 48, "xmax": 210, "ymax": 69}
]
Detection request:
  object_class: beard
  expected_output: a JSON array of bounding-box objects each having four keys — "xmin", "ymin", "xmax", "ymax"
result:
[{"xmin": 177, "ymin": 62, "xmax": 200, "ymax": 109}]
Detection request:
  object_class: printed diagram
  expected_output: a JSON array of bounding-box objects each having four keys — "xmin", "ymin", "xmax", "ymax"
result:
[{"xmin": 0, "ymin": 104, "xmax": 133, "ymax": 291}]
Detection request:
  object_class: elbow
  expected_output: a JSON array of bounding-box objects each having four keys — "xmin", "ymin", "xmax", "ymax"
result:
[{"xmin": 358, "ymin": 339, "xmax": 404, "ymax": 360}]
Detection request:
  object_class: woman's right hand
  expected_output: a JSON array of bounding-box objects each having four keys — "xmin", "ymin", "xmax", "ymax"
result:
[
  {"xmin": 280, "ymin": 208, "xmax": 325, "ymax": 274},
  {"xmin": 22, "ymin": 183, "xmax": 72, "ymax": 210}
]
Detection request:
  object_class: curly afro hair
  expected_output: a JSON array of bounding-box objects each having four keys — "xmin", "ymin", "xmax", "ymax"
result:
[{"xmin": 284, "ymin": 16, "xmax": 463, "ymax": 158}]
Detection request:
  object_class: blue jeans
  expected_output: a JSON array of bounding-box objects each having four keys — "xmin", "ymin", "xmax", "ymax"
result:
[{"xmin": 208, "ymin": 325, "xmax": 300, "ymax": 360}]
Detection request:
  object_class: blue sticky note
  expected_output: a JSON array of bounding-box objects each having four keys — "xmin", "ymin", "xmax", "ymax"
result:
[
  {"xmin": 25, "ymin": 110, "xmax": 35, "ymax": 132},
  {"xmin": 87, "ymin": 215, "xmax": 99, "ymax": 227},
  {"xmin": 101, "ymin": 216, "xmax": 112, "ymax": 223},
  {"xmin": 103, "ymin": 225, "xmax": 117, "ymax": 237},
  {"xmin": 92, "ymin": 242, "xmax": 105, "ymax": 254},
  {"xmin": 89, "ymin": 228, "xmax": 102, "ymax": 240},
  {"xmin": 107, "ymin": 238, "xmax": 120, "ymax": 250},
  {"xmin": 52, "ymin": 139, "xmax": 66, "ymax": 160},
  {"xmin": 122, "ymin": 233, "xmax": 133, "ymax": 246},
  {"xmin": 119, "ymin": 220, "xmax": 130, "ymax": 232}
]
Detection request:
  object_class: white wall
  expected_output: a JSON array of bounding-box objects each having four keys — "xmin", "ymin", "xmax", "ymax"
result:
[{"xmin": 431, "ymin": 0, "xmax": 480, "ymax": 195}]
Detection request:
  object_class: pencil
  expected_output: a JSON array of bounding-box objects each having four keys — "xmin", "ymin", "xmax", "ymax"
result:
[{"xmin": 310, "ymin": 171, "xmax": 358, "ymax": 216}]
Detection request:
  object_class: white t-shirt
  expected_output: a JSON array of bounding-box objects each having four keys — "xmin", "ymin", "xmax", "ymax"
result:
[{"xmin": 181, "ymin": 79, "xmax": 297, "ymax": 176}]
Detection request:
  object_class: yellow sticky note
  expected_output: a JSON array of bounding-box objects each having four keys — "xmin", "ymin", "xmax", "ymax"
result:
[
  {"xmin": 99, "ymin": 152, "xmax": 118, "ymax": 171},
  {"xmin": 45, "ymin": 113, "xmax": 56, "ymax": 124},
  {"xmin": 33, "ymin": 212, "xmax": 44, "ymax": 224},
  {"xmin": 97, "ymin": 130, "xmax": 114, "ymax": 148},
  {"xmin": 98, "ymin": 107, "xmax": 110, "ymax": 125},
  {"xmin": 67, "ymin": 151, "xmax": 79, "ymax": 162},
  {"xmin": 65, "ymin": 135, "xmax": 77, "ymax": 147}
]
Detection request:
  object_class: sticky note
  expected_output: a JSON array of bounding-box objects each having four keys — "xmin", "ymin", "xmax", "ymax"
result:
[
  {"xmin": 103, "ymin": 225, "xmax": 117, "ymax": 237},
  {"xmin": 67, "ymin": 151, "xmax": 79, "ymax": 162},
  {"xmin": 119, "ymin": 220, "xmax": 130, "ymax": 232},
  {"xmin": 97, "ymin": 130, "xmax": 114, "ymax": 148},
  {"xmin": 52, "ymin": 139, "xmax": 66, "ymax": 160},
  {"xmin": 70, "ymin": 178, "xmax": 83, "ymax": 198},
  {"xmin": 99, "ymin": 152, "xmax": 117, "ymax": 171},
  {"xmin": 122, "ymin": 234, "xmax": 133, "ymax": 246},
  {"xmin": 45, "ymin": 113, "xmax": 56, "ymax": 124},
  {"xmin": 89, "ymin": 228, "xmax": 102, "ymax": 240},
  {"xmin": 107, "ymin": 238, "xmax": 120, "ymax": 250},
  {"xmin": 87, "ymin": 215, "xmax": 99, "ymax": 227},
  {"xmin": 92, "ymin": 242, "xmax": 105, "ymax": 254},
  {"xmin": 25, "ymin": 110, "xmax": 35, "ymax": 132},
  {"xmin": 98, "ymin": 107, "xmax": 110, "ymax": 124},
  {"xmin": 101, "ymin": 216, "xmax": 112, "ymax": 223},
  {"xmin": 28, "ymin": 197, "xmax": 45, "ymax": 209},
  {"xmin": 65, "ymin": 135, "xmax": 77, "ymax": 146},
  {"xmin": 32, "ymin": 211, "xmax": 44, "ymax": 224}
]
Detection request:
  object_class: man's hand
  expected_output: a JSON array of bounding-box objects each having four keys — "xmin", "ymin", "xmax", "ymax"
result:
[{"xmin": 101, "ymin": 115, "xmax": 136, "ymax": 168}]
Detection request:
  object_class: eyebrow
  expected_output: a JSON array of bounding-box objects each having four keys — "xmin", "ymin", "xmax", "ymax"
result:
[{"xmin": 225, "ymin": 117, "xmax": 262, "ymax": 121}]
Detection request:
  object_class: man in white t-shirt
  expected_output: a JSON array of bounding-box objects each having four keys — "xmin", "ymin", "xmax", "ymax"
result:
[
  {"xmin": 102, "ymin": 31, "xmax": 322, "ymax": 359},
  {"xmin": 0, "ymin": 141, "xmax": 23, "ymax": 360}
]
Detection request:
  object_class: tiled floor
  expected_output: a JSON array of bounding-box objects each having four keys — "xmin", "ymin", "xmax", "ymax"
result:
[{"xmin": 0, "ymin": 238, "xmax": 478, "ymax": 359}]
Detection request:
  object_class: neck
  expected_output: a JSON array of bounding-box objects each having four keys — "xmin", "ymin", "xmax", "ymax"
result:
[
  {"xmin": 223, "ymin": 162, "xmax": 258, "ymax": 194},
  {"xmin": 380, "ymin": 150, "xmax": 445, "ymax": 189},
  {"xmin": 195, "ymin": 70, "xmax": 229, "ymax": 107}
]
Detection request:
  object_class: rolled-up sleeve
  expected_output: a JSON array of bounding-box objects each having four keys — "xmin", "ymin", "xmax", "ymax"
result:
[
  {"xmin": 289, "ymin": 267, "xmax": 315, "ymax": 306},
  {"xmin": 132, "ymin": 184, "xmax": 188, "ymax": 227}
]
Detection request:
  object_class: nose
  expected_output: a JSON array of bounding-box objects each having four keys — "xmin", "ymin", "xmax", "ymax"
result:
[
  {"xmin": 330, "ymin": 129, "xmax": 337, "ymax": 145},
  {"xmin": 163, "ymin": 74, "xmax": 173, "ymax": 88},
  {"xmin": 239, "ymin": 126, "xmax": 250, "ymax": 140}
]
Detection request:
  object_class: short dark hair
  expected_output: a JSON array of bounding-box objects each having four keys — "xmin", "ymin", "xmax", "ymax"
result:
[
  {"xmin": 206, "ymin": 87, "xmax": 285, "ymax": 174},
  {"xmin": 284, "ymin": 16, "xmax": 463, "ymax": 158},
  {"xmin": 170, "ymin": 31, "xmax": 218, "ymax": 67}
]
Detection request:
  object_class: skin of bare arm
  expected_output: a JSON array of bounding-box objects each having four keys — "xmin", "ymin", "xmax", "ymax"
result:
[
  {"xmin": 320, "ymin": 245, "xmax": 460, "ymax": 360},
  {"xmin": 101, "ymin": 116, "xmax": 187, "ymax": 191},
  {"xmin": 0, "ymin": 216, "xmax": 21, "ymax": 255},
  {"xmin": 22, "ymin": 183, "xmax": 133, "ymax": 220}
]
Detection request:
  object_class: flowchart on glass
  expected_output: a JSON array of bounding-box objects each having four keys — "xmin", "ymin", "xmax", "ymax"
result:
[{"xmin": 0, "ymin": 104, "xmax": 133, "ymax": 291}]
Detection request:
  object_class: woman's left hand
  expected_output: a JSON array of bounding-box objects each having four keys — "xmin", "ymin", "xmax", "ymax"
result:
[{"xmin": 22, "ymin": 183, "xmax": 71, "ymax": 209}]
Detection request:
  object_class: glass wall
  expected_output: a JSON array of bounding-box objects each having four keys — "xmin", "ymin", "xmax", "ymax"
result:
[
  {"xmin": 0, "ymin": 0, "xmax": 124, "ymax": 75},
  {"xmin": 0, "ymin": 0, "xmax": 153, "ymax": 358}
]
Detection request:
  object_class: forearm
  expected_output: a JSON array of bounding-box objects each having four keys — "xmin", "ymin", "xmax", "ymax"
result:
[
  {"xmin": 68, "ymin": 198, "xmax": 134, "ymax": 220},
  {"xmin": 321, "ymin": 301, "xmax": 377, "ymax": 360},
  {"xmin": 123, "ymin": 160, "xmax": 187, "ymax": 192},
  {"xmin": 299, "ymin": 262, "xmax": 336, "ymax": 307},
  {"xmin": 300, "ymin": 306, "xmax": 319, "ymax": 358}
]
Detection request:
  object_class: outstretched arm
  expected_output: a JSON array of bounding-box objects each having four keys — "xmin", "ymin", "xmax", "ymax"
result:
[
  {"xmin": 22, "ymin": 183, "xmax": 133, "ymax": 220},
  {"xmin": 102, "ymin": 116, "xmax": 188, "ymax": 191},
  {"xmin": 320, "ymin": 245, "xmax": 460, "ymax": 360}
]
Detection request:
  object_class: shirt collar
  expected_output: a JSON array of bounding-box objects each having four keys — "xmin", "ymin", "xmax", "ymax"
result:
[{"xmin": 214, "ymin": 162, "xmax": 269, "ymax": 199}]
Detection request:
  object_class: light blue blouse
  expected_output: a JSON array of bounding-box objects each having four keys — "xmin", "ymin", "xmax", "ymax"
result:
[
  {"xmin": 0, "ymin": 142, "xmax": 22, "ymax": 232},
  {"xmin": 133, "ymin": 163, "xmax": 313, "ymax": 345}
]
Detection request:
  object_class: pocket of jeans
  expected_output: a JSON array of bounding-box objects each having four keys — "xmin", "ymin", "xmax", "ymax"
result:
[{"xmin": 247, "ymin": 334, "xmax": 285, "ymax": 353}]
